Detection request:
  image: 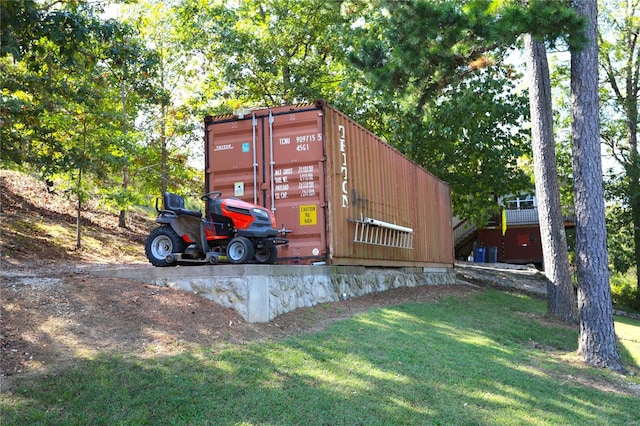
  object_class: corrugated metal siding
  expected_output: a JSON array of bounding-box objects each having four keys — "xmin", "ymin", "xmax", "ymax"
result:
[
  {"xmin": 321, "ymin": 103, "xmax": 453, "ymax": 266},
  {"xmin": 205, "ymin": 100, "xmax": 454, "ymax": 267}
]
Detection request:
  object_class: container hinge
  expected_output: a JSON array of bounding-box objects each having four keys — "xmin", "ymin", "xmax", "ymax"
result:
[{"xmin": 352, "ymin": 214, "xmax": 414, "ymax": 249}]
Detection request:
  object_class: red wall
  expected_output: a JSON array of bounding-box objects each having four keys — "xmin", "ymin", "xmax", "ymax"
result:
[{"xmin": 477, "ymin": 226, "xmax": 543, "ymax": 265}]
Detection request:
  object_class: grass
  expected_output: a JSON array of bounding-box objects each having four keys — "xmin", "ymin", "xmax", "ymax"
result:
[{"xmin": 2, "ymin": 289, "xmax": 639, "ymax": 425}]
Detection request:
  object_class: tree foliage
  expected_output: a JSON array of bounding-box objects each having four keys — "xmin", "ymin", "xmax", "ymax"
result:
[
  {"xmin": 174, "ymin": 0, "xmax": 350, "ymax": 110},
  {"xmin": 349, "ymin": 0, "xmax": 584, "ymax": 106},
  {"xmin": 348, "ymin": 0, "xmax": 583, "ymax": 221},
  {"xmin": 1, "ymin": 1, "xmax": 199, "ymax": 221},
  {"xmin": 599, "ymin": 0, "xmax": 640, "ymax": 301},
  {"xmin": 396, "ymin": 68, "xmax": 532, "ymax": 224}
]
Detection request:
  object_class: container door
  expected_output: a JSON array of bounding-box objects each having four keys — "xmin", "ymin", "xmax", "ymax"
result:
[
  {"xmin": 266, "ymin": 109, "xmax": 327, "ymax": 263},
  {"xmin": 206, "ymin": 108, "xmax": 327, "ymax": 264},
  {"xmin": 206, "ymin": 118, "xmax": 260, "ymax": 205}
]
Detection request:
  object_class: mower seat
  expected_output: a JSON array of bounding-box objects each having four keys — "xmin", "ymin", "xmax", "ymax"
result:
[{"xmin": 163, "ymin": 192, "xmax": 202, "ymax": 218}]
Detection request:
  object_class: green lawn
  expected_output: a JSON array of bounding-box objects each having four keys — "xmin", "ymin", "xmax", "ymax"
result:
[{"xmin": 2, "ymin": 289, "xmax": 639, "ymax": 425}]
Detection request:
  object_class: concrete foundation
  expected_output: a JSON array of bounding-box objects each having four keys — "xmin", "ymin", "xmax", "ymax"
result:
[{"xmin": 90, "ymin": 265, "xmax": 456, "ymax": 323}]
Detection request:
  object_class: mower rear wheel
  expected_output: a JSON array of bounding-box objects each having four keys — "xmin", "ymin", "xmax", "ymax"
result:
[
  {"xmin": 255, "ymin": 239, "xmax": 278, "ymax": 264},
  {"xmin": 145, "ymin": 226, "xmax": 187, "ymax": 267},
  {"xmin": 226, "ymin": 237, "xmax": 255, "ymax": 264}
]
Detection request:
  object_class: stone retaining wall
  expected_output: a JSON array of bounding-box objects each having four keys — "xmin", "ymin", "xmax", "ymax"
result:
[{"xmin": 92, "ymin": 265, "xmax": 456, "ymax": 323}]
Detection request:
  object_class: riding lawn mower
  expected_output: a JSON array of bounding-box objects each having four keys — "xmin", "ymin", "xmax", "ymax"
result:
[{"xmin": 145, "ymin": 192, "xmax": 288, "ymax": 266}]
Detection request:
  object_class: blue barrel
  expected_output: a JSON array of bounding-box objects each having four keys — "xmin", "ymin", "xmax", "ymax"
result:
[
  {"xmin": 475, "ymin": 247, "xmax": 486, "ymax": 263},
  {"xmin": 487, "ymin": 246, "xmax": 498, "ymax": 263}
]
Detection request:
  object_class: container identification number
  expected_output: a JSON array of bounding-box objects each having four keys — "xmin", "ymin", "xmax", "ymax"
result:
[
  {"xmin": 293, "ymin": 133, "xmax": 321, "ymax": 153},
  {"xmin": 295, "ymin": 133, "xmax": 321, "ymax": 143}
]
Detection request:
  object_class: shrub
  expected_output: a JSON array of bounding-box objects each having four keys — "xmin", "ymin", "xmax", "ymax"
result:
[{"xmin": 610, "ymin": 270, "xmax": 639, "ymax": 312}]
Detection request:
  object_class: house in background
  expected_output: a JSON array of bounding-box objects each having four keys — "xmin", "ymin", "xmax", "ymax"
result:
[{"xmin": 454, "ymin": 195, "xmax": 575, "ymax": 267}]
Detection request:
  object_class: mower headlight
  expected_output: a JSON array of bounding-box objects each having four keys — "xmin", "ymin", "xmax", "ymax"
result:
[{"xmin": 252, "ymin": 208, "xmax": 270, "ymax": 221}]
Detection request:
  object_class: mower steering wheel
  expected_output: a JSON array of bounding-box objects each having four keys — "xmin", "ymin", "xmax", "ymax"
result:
[{"xmin": 201, "ymin": 191, "xmax": 222, "ymax": 201}]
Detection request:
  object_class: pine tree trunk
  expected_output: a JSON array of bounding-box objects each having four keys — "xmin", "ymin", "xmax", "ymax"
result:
[
  {"xmin": 76, "ymin": 120, "xmax": 86, "ymax": 250},
  {"xmin": 628, "ymin": 107, "xmax": 640, "ymax": 307},
  {"xmin": 524, "ymin": 34, "xmax": 577, "ymax": 323},
  {"xmin": 119, "ymin": 78, "xmax": 128, "ymax": 229},
  {"xmin": 76, "ymin": 168, "xmax": 82, "ymax": 250},
  {"xmin": 118, "ymin": 207, "xmax": 127, "ymax": 229},
  {"xmin": 571, "ymin": 0, "xmax": 625, "ymax": 372},
  {"xmin": 632, "ymin": 173, "xmax": 640, "ymax": 307},
  {"xmin": 118, "ymin": 163, "xmax": 128, "ymax": 229},
  {"xmin": 160, "ymin": 45, "xmax": 168, "ymax": 196}
]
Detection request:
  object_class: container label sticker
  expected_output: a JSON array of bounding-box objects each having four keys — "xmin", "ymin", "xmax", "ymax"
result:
[
  {"xmin": 300, "ymin": 204, "xmax": 317, "ymax": 225},
  {"xmin": 234, "ymin": 182, "xmax": 244, "ymax": 197},
  {"xmin": 215, "ymin": 144, "xmax": 233, "ymax": 151},
  {"xmin": 242, "ymin": 142, "xmax": 250, "ymax": 152}
]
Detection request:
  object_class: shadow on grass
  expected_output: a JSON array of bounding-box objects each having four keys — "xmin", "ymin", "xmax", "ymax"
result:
[
  {"xmin": 616, "ymin": 315, "xmax": 640, "ymax": 371},
  {"xmin": 2, "ymin": 291, "xmax": 638, "ymax": 425}
]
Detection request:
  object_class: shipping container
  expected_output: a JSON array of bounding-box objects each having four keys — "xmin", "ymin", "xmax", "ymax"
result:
[{"xmin": 204, "ymin": 100, "xmax": 454, "ymax": 267}]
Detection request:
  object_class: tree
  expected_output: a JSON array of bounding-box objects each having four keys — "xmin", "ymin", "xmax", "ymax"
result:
[
  {"xmin": 2, "ymin": 1, "xmax": 117, "ymax": 246},
  {"xmin": 599, "ymin": 0, "xmax": 640, "ymax": 304},
  {"xmin": 174, "ymin": 0, "xmax": 349, "ymax": 111},
  {"xmin": 0, "ymin": 0, "xmax": 103, "ymax": 170},
  {"xmin": 571, "ymin": 0, "xmax": 625, "ymax": 372},
  {"xmin": 119, "ymin": 0, "xmax": 206, "ymax": 198},
  {"xmin": 524, "ymin": 33, "xmax": 577, "ymax": 322},
  {"xmin": 349, "ymin": 0, "xmax": 583, "ymax": 223},
  {"xmin": 0, "ymin": 1, "xmax": 167, "ymax": 243},
  {"xmin": 396, "ymin": 69, "xmax": 532, "ymax": 225}
]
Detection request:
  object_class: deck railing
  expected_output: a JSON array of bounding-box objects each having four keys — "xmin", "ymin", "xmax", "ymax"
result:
[{"xmin": 486, "ymin": 207, "xmax": 575, "ymax": 228}]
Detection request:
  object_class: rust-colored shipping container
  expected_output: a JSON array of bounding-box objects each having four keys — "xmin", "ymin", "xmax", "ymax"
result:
[{"xmin": 204, "ymin": 100, "xmax": 454, "ymax": 267}]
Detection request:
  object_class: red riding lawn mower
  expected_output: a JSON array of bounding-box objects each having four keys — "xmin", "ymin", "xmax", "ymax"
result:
[{"xmin": 145, "ymin": 192, "xmax": 288, "ymax": 266}]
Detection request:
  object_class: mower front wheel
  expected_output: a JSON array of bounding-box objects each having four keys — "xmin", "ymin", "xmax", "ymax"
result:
[
  {"xmin": 226, "ymin": 237, "xmax": 255, "ymax": 264},
  {"xmin": 145, "ymin": 226, "xmax": 187, "ymax": 267}
]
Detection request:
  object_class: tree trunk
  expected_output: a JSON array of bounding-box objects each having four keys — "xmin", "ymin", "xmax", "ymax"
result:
[
  {"xmin": 118, "ymin": 168, "xmax": 129, "ymax": 229},
  {"xmin": 628, "ymin": 95, "xmax": 640, "ymax": 307},
  {"xmin": 571, "ymin": 0, "xmax": 625, "ymax": 372},
  {"xmin": 524, "ymin": 34, "xmax": 577, "ymax": 323},
  {"xmin": 119, "ymin": 78, "xmax": 128, "ymax": 229},
  {"xmin": 160, "ymin": 45, "xmax": 168, "ymax": 196},
  {"xmin": 76, "ymin": 167, "xmax": 82, "ymax": 250},
  {"xmin": 76, "ymin": 120, "xmax": 87, "ymax": 250}
]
